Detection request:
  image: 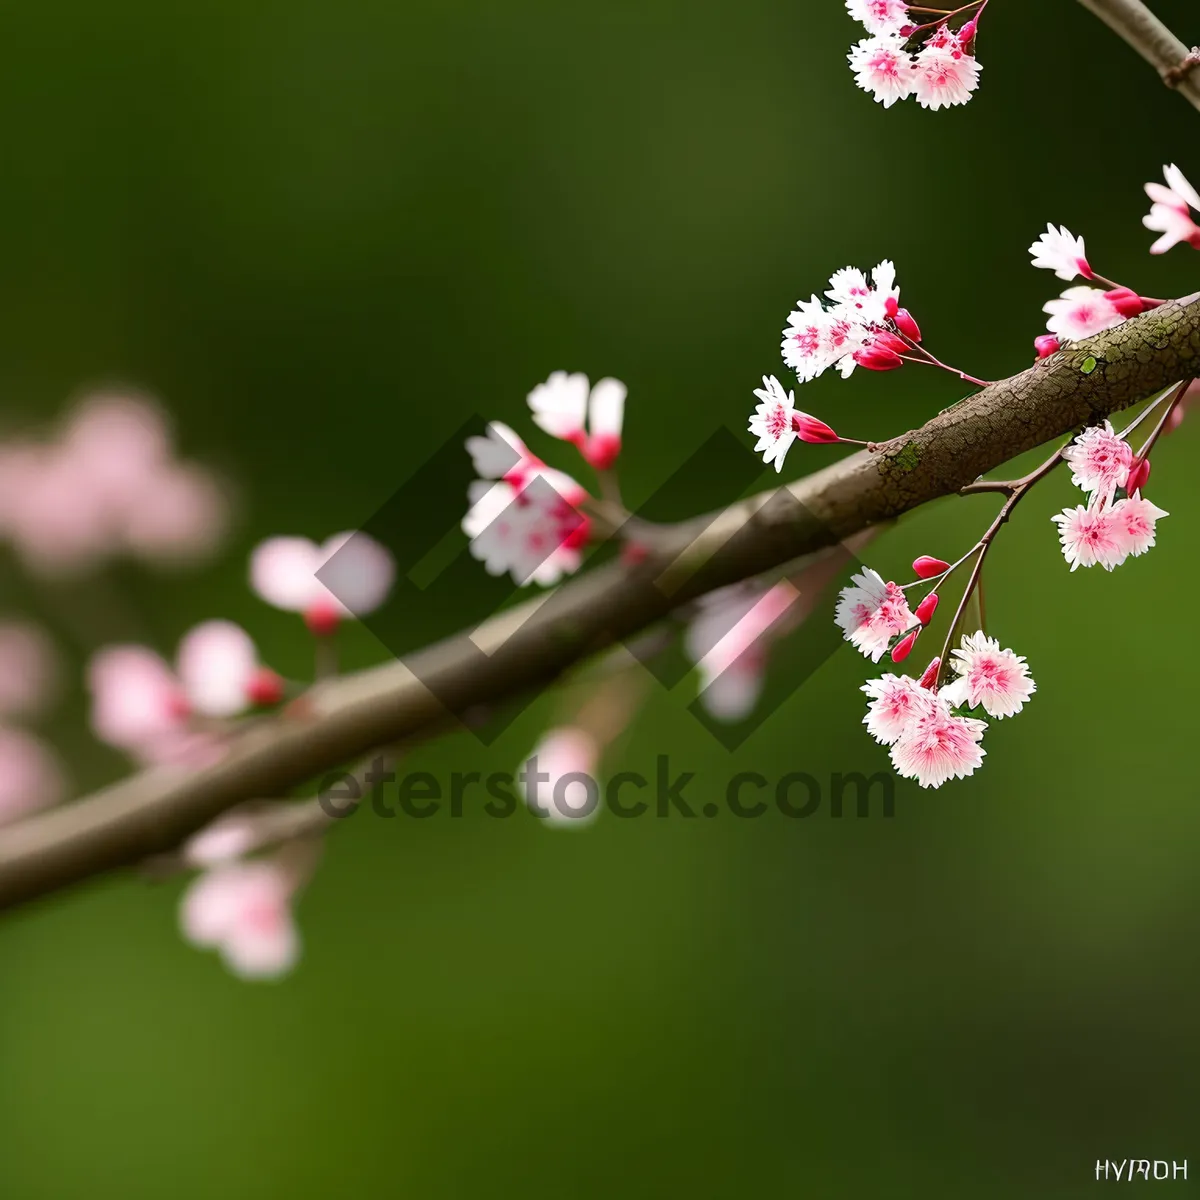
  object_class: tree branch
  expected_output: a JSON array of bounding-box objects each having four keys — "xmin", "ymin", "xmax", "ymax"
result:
[
  {"xmin": 1077, "ymin": 0, "xmax": 1200, "ymax": 111},
  {"xmin": 1, "ymin": 297, "xmax": 1199, "ymax": 912}
]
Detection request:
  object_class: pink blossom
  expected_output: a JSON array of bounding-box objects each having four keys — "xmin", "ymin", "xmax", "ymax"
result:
[
  {"xmin": 1051, "ymin": 503, "xmax": 1127, "ymax": 571},
  {"xmin": 1028, "ymin": 224, "xmax": 1091, "ymax": 281},
  {"xmin": 1143, "ymin": 164, "xmax": 1200, "ymax": 254},
  {"xmin": 517, "ymin": 727, "xmax": 601, "ymax": 825},
  {"xmin": 1034, "ymin": 335, "xmax": 1061, "ymax": 359},
  {"xmin": 748, "ymin": 377, "xmax": 837, "ymax": 473},
  {"xmin": 685, "ymin": 579, "xmax": 801, "ymax": 721},
  {"xmin": 826, "ymin": 260, "xmax": 900, "ymax": 327},
  {"xmin": 183, "ymin": 813, "xmax": 262, "ymax": 866},
  {"xmin": 88, "ymin": 645, "xmax": 188, "ymax": 753},
  {"xmin": 0, "ymin": 727, "xmax": 65, "ymax": 824},
  {"xmin": 121, "ymin": 463, "xmax": 229, "ymax": 565},
  {"xmin": 848, "ymin": 35, "xmax": 916, "ymax": 108},
  {"xmin": 1043, "ymin": 287, "xmax": 1124, "ymax": 342},
  {"xmin": 465, "ymin": 421, "xmax": 541, "ymax": 484},
  {"xmin": 1062, "ymin": 421, "xmax": 1133, "ymax": 505},
  {"xmin": 0, "ymin": 621, "xmax": 59, "ymax": 719},
  {"xmin": 912, "ymin": 43, "xmax": 981, "ymax": 110},
  {"xmin": 861, "ymin": 673, "xmax": 937, "ymax": 746},
  {"xmin": 782, "ymin": 296, "xmax": 869, "ymax": 382},
  {"xmin": 180, "ymin": 860, "xmax": 300, "ymax": 979},
  {"xmin": 845, "ymin": 0, "xmax": 911, "ymax": 36},
  {"xmin": 835, "ymin": 567, "xmax": 919, "ymax": 663},
  {"xmin": 526, "ymin": 372, "xmax": 627, "ymax": 470},
  {"xmin": 250, "ymin": 532, "xmax": 396, "ymax": 630},
  {"xmin": 176, "ymin": 621, "xmax": 263, "ymax": 719},
  {"xmin": 940, "ymin": 631, "xmax": 1035, "ymax": 719},
  {"xmin": 889, "ymin": 697, "xmax": 987, "ymax": 788},
  {"xmin": 1108, "ymin": 493, "xmax": 1168, "ymax": 558}
]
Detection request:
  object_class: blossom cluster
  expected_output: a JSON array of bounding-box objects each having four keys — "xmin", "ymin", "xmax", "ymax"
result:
[
  {"xmin": 463, "ymin": 372, "xmax": 626, "ymax": 586},
  {"xmin": 846, "ymin": 1, "xmax": 984, "ymax": 111}
]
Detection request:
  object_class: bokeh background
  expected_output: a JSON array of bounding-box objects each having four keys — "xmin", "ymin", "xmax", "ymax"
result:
[{"xmin": 1, "ymin": 1, "xmax": 1198, "ymax": 1196}]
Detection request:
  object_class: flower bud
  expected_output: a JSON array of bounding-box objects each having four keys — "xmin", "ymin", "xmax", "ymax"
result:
[
  {"xmin": 304, "ymin": 598, "xmax": 341, "ymax": 638},
  {"xmin": 893, "ymin": 308, "xmax": 922, "ymax": 343},
  {"xmin": 890, "ymin": 629, "xmax": 920, "ymax": 663},
  {"xmin": 917, "ymin": 657, "xmax": 941, "ymax": 690},
  {"xmin": 959, "ymin": 17, "xmax": 978, "ymax": 44},
  {"xmin": 245, "ymin": 667, "xmax": 285, "ymax": 708},
  {"xmin": 1103, "ymin": 287, "xmax": 1145, "ymax": 319},
  {"xmin": 912, "ymin": 555, "xmax": 950, "ymax": 579},
  {"xmin": 852, "ymin": 345, "xmax": 904, "ymax": 372},
  {"xmin": 1125, "ymin": 455, "xmax": 1151, "ymax": 494},
  {"xmin": 885, "ymin": 294, "xmax": 900, "ymax": 319},
  {"xmin": 915, "ymin": 593, "xmax": 940, "ymax": 625},
  {"xmin": 1034, "ymin": 335, "xmax": 1061, "ymax": 359},
  {"xmin": 872, "ymin": 330, "xmax": 910, "ymax": 357},
  {"xmin": 792, "ymin": 413, "xmax": 840, "ymax": 444}
]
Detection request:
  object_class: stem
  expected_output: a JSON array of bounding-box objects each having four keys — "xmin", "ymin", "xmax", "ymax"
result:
[
  {"xmin": 900, "ymin": 351, "xmax": 993, "ymax": 388},
  {"xmin": 1135, "ymin": 377, "xmax": 1193, "ymax": 458}
]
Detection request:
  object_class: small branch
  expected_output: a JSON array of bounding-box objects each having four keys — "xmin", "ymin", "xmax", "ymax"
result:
[{"xmin": 1077, "ymin": 0, "xmax": 1200, "ymax": 113}]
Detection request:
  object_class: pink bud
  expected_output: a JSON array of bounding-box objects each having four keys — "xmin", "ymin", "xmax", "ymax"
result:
[
  {"xmin": 899, "ymin": 23, "xmax": 917, "ymax": 37},
  {"xmin": 1125, "ymin": 456, "xmax": 1151, "ymax": 493},
  {"xmin": 915, "ymin": 593, "xmax": 940, "ymax": 625},
  {"xmin": 852, "ymin": 346, "xmax": 904, "ymax": 372},
  {"xmin": 245, "ymin": 667, "xmax": 285, "ymax": 708},
  {"xmin": 583, "ymin": 434, "xmax": 621, "ymax": 472},
  {"xmin": 890, "ymin": 629, "xmax": 919, "ymax": 664},
  {"xmin": 872, "ymin": 331, "xmax": 910, "ymax": 357},
  {"xmin": 1104, "ymin": 287, "xmax": 1144, "ymax": 319},
  {"xmin": 959, "ymin": 17, "xmax": 978, "ymax": 43},
  {"xmin": 917, "ymin": 657, "xmax": 941, "ymax": 690},
  {"xmin": 893, "ymin": 308, "xmax": 922, "ymax": 343},
  {"xmin": 885, "ymin": 294, "xmax": 900, "ymax": 319},
  {"xmin": 304, "ymin": 598, "xmax": 341, "ymax": 639},
  {"xmin": 792, "ymin": 413, "xmax": 840, "ymax": 444},
  {"xmin": 1034, "ymin": 335, "xmax": 1061, "ymax": 359},
  {"xmin": 912, "ymin": 555, "xmax": 949, "ymax": 579}
]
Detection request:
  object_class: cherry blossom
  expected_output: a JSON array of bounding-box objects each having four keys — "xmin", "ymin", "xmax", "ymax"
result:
[
  {"xmin": 912, "ymin": 40, "xmax": 981, "ymax": 111},
  {"xmin": 1109, "ymin": 493, "xmax": 1169, "ymax": 558},
  {"xmin": 845, "ymin": 0, "xmax": 910, "ymax": 36},
  {"xmin": 180, "ymin": 860, "xmax": 300, "ymax": 980},
  {"xmin": 747, "ymin": 376, "xmax": 839, "ymax": 473},
  {"xmin": 0, "ymin": 727, "xmax": 65, "ymax": 824},
  {"xmin": 685, "ymin": 579, "xmax": 800, "ymax": 721},
  {"xmin": 465, "ymin": 421, "xmax": 541, "ymax": 484},
  {"xmin": 827, "ymin": 260, "xmax": 900, "ymax": 327},
  {"xmin": 1028, "ymin": 224, "xmax": 1092, "ymax": 281},
  {"xmin": 835, "ymin": 568, "xmax": 919, "ymax": 662},
  {"xmin": 1043, "ymin": 287, "xmax": 1124, "ymax": 342},
  {"xmin": 1051, "ymin": 503, "xmax": 1128, "ymax": 571},
  {"xmin": 1143, "ymin": 163, "xmax": 1200, "ymax": 255},
  {"xmin": 848, "ymin": 35, "xmax": 916, "ymax": 108},
  {"xmin": 939, "ymin": 631, "xmax": 1035, "ymax": 718},
  {"xmin": 517, "ymin": 727, "xmax": 601, "ymax": 825},
  {"xmin": 250, "ymin": 532, "xmax": 396, "ymax": 634},
  {"xmin": 527, "ymin": 372, "xmax": 627, "ymax": 471},
  {"xmin": 1062, "ymin": 421, "xmax": 1133, "ymax": 505},
  {"xmin": 861, "ymin": 673, "xmax": 937, "ymax": 746},
  {"xmin": 889, "ymin": 696, "xmax": 987, "ymax": 788}
]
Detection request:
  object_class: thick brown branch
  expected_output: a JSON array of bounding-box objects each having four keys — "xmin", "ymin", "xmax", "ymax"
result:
[
  {"xmin": 1, "ymin": 298, "xmax": 1199, "ymax": 912},
  {"xmin": 1077, "ymin": 0, "xmax": 1200, "ymax": 112}
]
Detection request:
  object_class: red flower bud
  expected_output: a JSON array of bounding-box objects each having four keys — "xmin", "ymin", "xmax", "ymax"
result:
[
  {"xmin": 792, "ymin": 413, "xmax": 840, "ymax": 444},
  {"xmin": 891, "ymin": 629, "xmax": 920, "ymax": 664},
  {"xmin": 915, "ymin": 593, "xmax": 940, "ymax": 625},
  {"xmin": 885, "ymin": 294, "xmax": 900, "ymax": 319},
  {"xmin": 912, "ymin": 555, "xmax": 950, "ymax": 579},
  {"xmin": 245, "ymin": 667, "xmax": 285, "ymax": 708},
  {"xmin": 1125, "ymin": 455, "xmax": 1151, "ymax": 494},
  {"xmin": 872, "ymin": 330, "xmax": 910, "ymax": 357},
  {"xmin": 583, "ymin": 434, "xmax": 621, "ymax": 472},
  {"xmin": 917, "ymin": 657, "xmax": 941, "ymax": 690},
  {"xmin": 1034, "ymin": 335, "xmax": 1061, "ymax": 359},
  {"xmin": 893, "ymin": 307, "xmax": 922, "ymax": 343},
  {"xmin": 959, "ymin": 17, "xmax": 978, "ymax": 44},
  {"xmin": 852, "ymin": 345, "xmax": 904, "ymax": 372},
  {"xmin": 304, "ymin": 598, "xmax": 341, "ymax": 638},
  {"xmin": 1104, "ymin": 287, "xmax": 1145, "ymax": 319}
]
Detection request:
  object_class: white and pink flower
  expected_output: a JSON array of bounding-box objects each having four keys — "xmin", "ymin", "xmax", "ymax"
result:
[
  {"xmin": 1051, "ymin": 503, "xmax": 1128, "ymax": 571},
  {"xmin": 848, "ymin": 35, "xmax": 916, "ymax": 108},
  {"xmin": 1028, "ymin": 224, "xmax": 1091, "ymax": 281},
  {"xmin": 747, "ymin": 376, "xmax": 838, "ymax": 473},
  {"xmin": 1143, "ymin": 164, "xmax": 1200, "ymax": 255},
  {"xmin": 861, "ymin": 673, "xmax": 936, "ymax": 746},
  {"xmin": 912, "ymin": 40, "xmax": 981, "ymax": 110},
  {"xmin": 1108, "ymin": 493, "xmax": 1168, "ymax": 558},
  {"xmin": 517, "ymin": 726, "xmax": 601, "ymax": 825},
  {"xmin": 889, "ymin": 695, "xmax": 987, "ymax": 788},
  {"xmin": 1043, "ymin": 287, "xmax": 1125, "ymax": 342},
  {"xmin": 180, "ymin": 860, "xmax": 300, "ymax": 979},
  {"xmin": 1062, "ymin": 421, "xmax": 1133, "ymax": 505},
  {"xmin": 527, "ymin": 372, "xmax": 627, "ymax": 471},
  {"xmin": 845, "ymin": 0, "xmax": 911, "ymax": 36},
  {"xmin": 835, "ymin": 568, "xmax": 919, "ymax": 663},
  {"xmin": 250, "ymin": 532, "xmax": 396, "ymax": 634},
  {"xmin": 0, "ymin": 727, "xmax": 65, "ymax": 824},
  {"xmin": 940, "ymin": 631, "xmax": 1035, "ymax": 719}
]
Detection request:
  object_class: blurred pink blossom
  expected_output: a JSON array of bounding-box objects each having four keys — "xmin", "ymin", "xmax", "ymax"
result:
[
  {"xmin": 250, "ymin": 532, "xmax": 395, "ymax": 634},
  {"xmin": 0, "ymin": 726, "xmax": 65, "ymax": 824},
  {"xmin": 0, "ymin": 620, "xmax": 59, "ymax": 718},
  {"xmin": 517, "ymin": 726, "xmax": 601, "ymax": 825},
  {"xmin": 179, "ymin": 860, "xmax": 300, "ymax": 980}
]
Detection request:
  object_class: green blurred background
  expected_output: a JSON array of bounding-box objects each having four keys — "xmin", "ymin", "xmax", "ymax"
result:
[{"xmin": 1, "ymin": 1, "xmax": 1199, "ymax": 1195}]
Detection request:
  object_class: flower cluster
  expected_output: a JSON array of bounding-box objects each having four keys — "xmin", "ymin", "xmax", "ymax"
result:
[
  {"xmin": 846, "ymin": 2, "xmax": 984, "ymax": 111},
  {"xmin": 1052, "ymin": 422, "xmax": 1168, "ymax": 571},
  {"xmin": 464, "ymin": 372, "xmax": 628, "ymax": 586},
  {"xmin": 861, "ymin": 629, "xmax": 1034, "ymax": 788}
]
